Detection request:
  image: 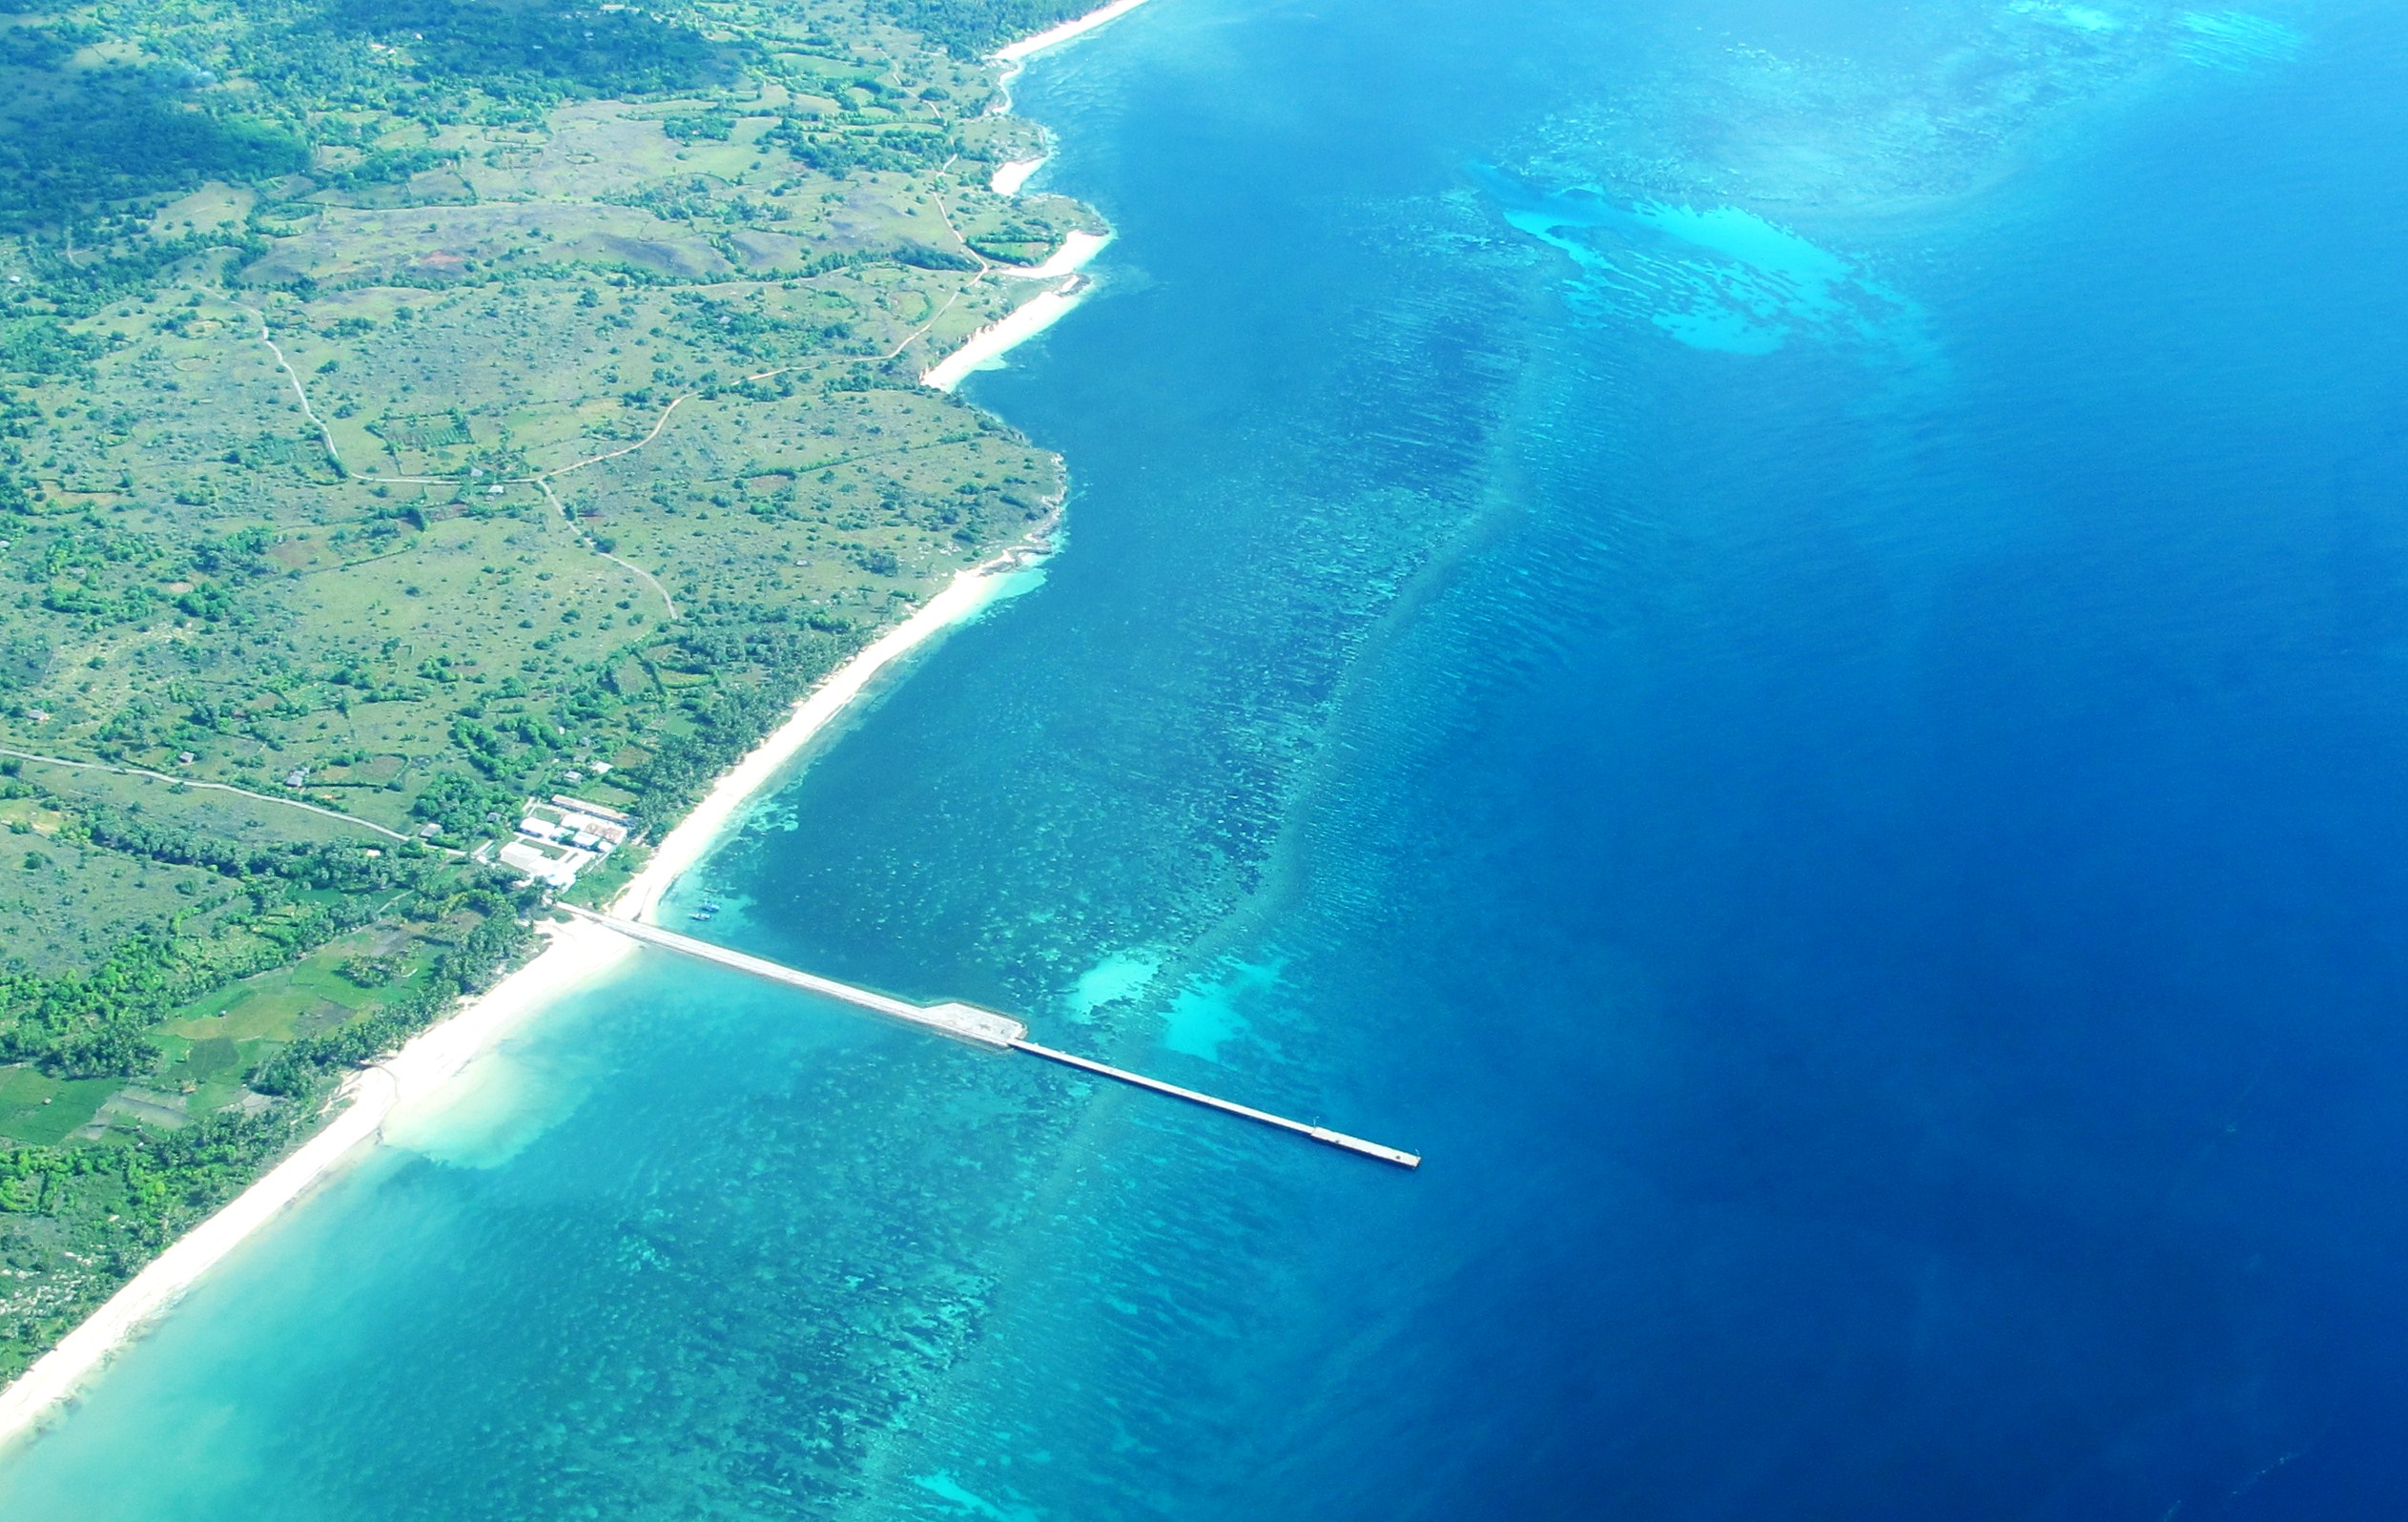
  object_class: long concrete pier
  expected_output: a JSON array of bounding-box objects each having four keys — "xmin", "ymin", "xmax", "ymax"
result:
[
  {"xmin": 1008, "ymin": 1039, "xmax": 1421, "ymax": 1167},
  {"xmin": 559, "ymin": 906, "xmax": 1420, "ymax": 1169},
  {"xmin": 559, "ymin": 905, "xmax": 1024, "ymax": 1046}
]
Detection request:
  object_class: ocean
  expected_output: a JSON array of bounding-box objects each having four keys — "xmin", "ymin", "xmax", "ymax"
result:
[{"xmin": 5, "ymin": 0, "xmax": 2407, "ymax": 1515}]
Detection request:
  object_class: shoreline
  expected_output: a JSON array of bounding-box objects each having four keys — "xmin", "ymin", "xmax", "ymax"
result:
[
  {"xmin": 0, "ymin": 527, "xmax": 1060, "ymax": 1452},
  {"xmin": 921, "ymin": 233, "xmax": 1110, "ymax": 392},
  {"xmin": 0, "ymin": 917, "xmax": 636, "ymax": 1450},
  {"xmin": 921, "ymin": 279, "xmax": 1090, "ymax": 392},
  {"xmin": 0, "ymin": 0, "xmax": 1119, "ymax": 1459},
  {"xmin": 991, "ymin": 156, "xmax": 1045, "ymax": 196},
  {"xmin": 609, "ymin": 530, "xmax": 1056, "ymax": 924},
  {"xmin": 1000, "ymin": 228, "xmax": 1110, "ymax": 281},
  {"xmin": 991, "ymin": 0, "xmax": 1158, "ymax": 63}
]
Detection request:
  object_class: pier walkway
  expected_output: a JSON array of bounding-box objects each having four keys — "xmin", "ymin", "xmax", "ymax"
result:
[{"xmin": 559, "ymin": 906, "xmax": 1419, "ymax": 1169}]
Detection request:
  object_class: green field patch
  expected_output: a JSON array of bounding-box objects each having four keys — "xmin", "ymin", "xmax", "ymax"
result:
[
  {"xmin": 95, "ymin": 1087, "xmax": 190, "ymax": 1133},
  {"xmin": 164, "ymin": 978, "xmax": 326, "ymax": 1043},
  {"xmin": 564, "ymin": 776, "xmax": 640, "ymax": 813},
  {"xmin": 149, "ymin": 183, "xmax": 255, "ymax": 238},
  {"xmin": 165, "ymin": 935, "xmax": 434, "ymax": 1051},
  {"xmin": 0, "ymin": 823, "xmax": 236, "ymax": 978},
  {"xmin": 170, "ymin": 970, "xmax": 342, "ymax": 1040},
  {"xmin": 318, "ymin": 754, "xmax": 408, "ymax": 787},
  {"xmin": 154, "ymin": 1034, "xmax": 243, "ymax": 1083},
  {"xmin": 0, "ymin": 798, "xmax": 69, "ymax": 834},
  {"xmin": 0, "ymin": 1068, "xmax": 119, "ymax": 1147},
  {"xmin": 148, "ymin": 1034, "xmax": 254, "ymax": 1117},
  {"xmin": 372, "ymin": 410, "xmax": 474, "ymax": 449}
]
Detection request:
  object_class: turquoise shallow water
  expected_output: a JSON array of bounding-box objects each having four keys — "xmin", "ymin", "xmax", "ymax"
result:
[{"xmin": 10, "ymin": 0, "xmax": 2408, "ymax": 1515}]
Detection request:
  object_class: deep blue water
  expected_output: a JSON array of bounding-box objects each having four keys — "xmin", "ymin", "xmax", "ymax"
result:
[{"xmin": 7, "ymin": 0, "xmax": 2408, "ymax": 1515}]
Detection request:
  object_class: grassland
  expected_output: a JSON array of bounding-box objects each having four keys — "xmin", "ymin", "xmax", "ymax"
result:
[{"xmin": 0, "ymin": 0, "xmax": 1101, "ymax": 1379}]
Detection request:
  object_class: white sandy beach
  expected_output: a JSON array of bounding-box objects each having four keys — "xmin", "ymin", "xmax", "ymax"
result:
[
  {"xmin": 922, "ymin": 230, "xmax": 1111, "ymax": 392},
  {"xmin": 922, "ymin": 282, "xmax": 1089, "ymax": 391},
  {"xmin": 608, "ymin": 547, "xmax": 1047, "ymax": 923},
  {"xmin": 1001, "ymin": 228, "xmax": 1111, "ymax": 281},
  {"xmin": 992, "ymin": 155, "xmax": 1045, "ymax": 195},
  {"xmin": 992, "ymin": 0, "xmax": 1159, "ymax": 63},
  {"xmin": 0, "ymin": 532, "xmax": 1054, "ymax": 1452}
]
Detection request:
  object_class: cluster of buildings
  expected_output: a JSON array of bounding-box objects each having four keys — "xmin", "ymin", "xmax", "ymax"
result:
[{"xmin": 493, "ymin": 795, "xmax": 638, "ymax": 889}]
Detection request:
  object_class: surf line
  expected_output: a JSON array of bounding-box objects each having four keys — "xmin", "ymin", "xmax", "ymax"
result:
[{"xmin": 558, "ymin": 906, "xmax": 1423, "ymax": 1169}]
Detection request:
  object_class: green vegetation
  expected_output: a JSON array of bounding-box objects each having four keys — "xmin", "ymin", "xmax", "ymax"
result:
[{"xmin": 0, "ymin": 0, "xmax": 1099, "ymax": 1380}]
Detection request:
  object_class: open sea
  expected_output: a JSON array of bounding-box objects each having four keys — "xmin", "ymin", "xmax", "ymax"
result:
[{"xmin": 6, "ymin": 0, "xmax": 2408, "ymax": 1515}]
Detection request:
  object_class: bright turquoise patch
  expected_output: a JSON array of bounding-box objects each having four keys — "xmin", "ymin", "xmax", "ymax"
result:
[
  {"xmin": 1065, "ymin": 950, "xmax": 1160, "ymax": 1021},
  {"xmin": 1492, "ymin": 174, "xmax": 1929, "ymax": 360},
  {"xmin": 912, "ymin": 1471, "xmax": 1039, "ymax": 1521},
  {"xmin": 1159, "ymin": 956, "xmax": 1284, "ymax": 1061}
]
